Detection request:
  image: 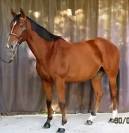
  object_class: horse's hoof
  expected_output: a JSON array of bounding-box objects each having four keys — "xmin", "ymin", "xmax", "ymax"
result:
[
  {"xmin": 43, "ymin": 121, "xmax": 51, "ymax": 128},
  {"xmin": 108, "ymin": 118, "xmax": 114, "ymax": 123},
  {"xmin": 56, "ymin": 128, "xmax": 65, "ymax": 133},
  {"xmin": 86, "ymin": 120, "xmax": 93, "ymax": 125}
]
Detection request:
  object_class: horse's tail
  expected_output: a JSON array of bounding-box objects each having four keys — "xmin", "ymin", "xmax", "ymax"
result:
[{"xmin": 117, "ymin": 69, "xmax": 120, "ymax": 106}]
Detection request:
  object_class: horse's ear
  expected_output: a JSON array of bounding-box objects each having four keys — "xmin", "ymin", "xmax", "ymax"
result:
[
  {"xmin": 20, "ymin": 8, "xmax": 26, "ymax": 18},
  {"xmin": 11, "ymin": 8, "xmax": 16, "ymax": 17}
]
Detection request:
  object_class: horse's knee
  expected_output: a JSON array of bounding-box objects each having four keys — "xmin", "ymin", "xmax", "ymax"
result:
[{"xmin": 59, "ymin": 102, "xmax": 65, "ymax": 110}]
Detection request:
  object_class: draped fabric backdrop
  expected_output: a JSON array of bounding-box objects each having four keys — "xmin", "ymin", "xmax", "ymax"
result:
[{"xmin": 0, "ymin": 0, "xmax": 129, "ymax": 114}]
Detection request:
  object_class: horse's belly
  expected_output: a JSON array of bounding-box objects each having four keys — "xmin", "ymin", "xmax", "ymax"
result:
[{"xmin": 66, "ymin": 63, "xmax": 100, "ymax": 82}]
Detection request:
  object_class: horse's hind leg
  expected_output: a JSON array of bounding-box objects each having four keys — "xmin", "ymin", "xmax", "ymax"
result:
[
  {"xmin": 86, "ymin": 71, "xmax": 103, "ymax": 125},
  {"xmin": 108, "ymin": 73, "xmax": 118, "ymax": 122},
  {"xmin": 42, "ymin": 80, "xmax": 53, "ymax": 128}
]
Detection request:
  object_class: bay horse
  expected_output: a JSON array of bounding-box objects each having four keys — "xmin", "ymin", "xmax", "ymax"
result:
[{"xmin": 6, "ymin": 9, "xmax": 120, "ymax": 133}]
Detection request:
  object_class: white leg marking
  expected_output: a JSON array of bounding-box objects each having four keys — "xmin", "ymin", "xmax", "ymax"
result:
[
  {"xmin": 58, "ymin": 121, "xmax": 66, "ymax": 129},
  {"xmin": 112, "ymin": 109, "xmax": 118, "ymax": 119},
  {"xmin": 88, "ymin": 114, "xmax": 96, "ymax": 121},
  {"xmin": 60, "ymin": 125, "xmax": 65, "ymax": 128}
]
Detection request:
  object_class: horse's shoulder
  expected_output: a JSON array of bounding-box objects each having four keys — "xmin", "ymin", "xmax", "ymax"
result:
[{"xmin": 48, "ymin": 39, "xmax": 70, "ymax": 61}]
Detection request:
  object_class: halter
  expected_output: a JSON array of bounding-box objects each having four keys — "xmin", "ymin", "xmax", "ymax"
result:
[
  {"xmin": 7, "ymin": 21, "xmax": 27, "ymax": 46},
  {"xmin": 0, "ymin": 21, "xmax": 22, "ymax": 63},
  {"xmin": 7, "ymin": 21, "xmax": 20, "ymax": 45},
  {"xmin": 9, "ymin": 33, "xmax": 19, "ymax": 38}
]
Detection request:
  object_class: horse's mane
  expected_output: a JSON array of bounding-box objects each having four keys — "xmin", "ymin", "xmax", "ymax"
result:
[
  {"xmin": 27, "ymin": 17, "xmax": 61, "ymax": 41},
  {"xmin": 12, "ymin": 14, "xmax": 61, "ymax": 41}
]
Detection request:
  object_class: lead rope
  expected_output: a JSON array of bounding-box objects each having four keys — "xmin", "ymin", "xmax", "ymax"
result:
[
  {"xmin": 0, "ymin": 56, "xmax": 12, "ymax": 63},
  {"xmin": 0, "ymin": 45, "xmax": 18, "ymax": 63}
]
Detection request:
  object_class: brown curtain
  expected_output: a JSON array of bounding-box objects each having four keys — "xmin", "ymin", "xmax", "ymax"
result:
[{"xmin": 0, "ymin": 0, "xmax": 129, "ymax": 114}]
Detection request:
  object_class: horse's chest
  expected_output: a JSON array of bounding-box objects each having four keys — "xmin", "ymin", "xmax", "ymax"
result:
[{"xmin": 36, "ymin": 63, "xmax": 51, "ymax": 80}]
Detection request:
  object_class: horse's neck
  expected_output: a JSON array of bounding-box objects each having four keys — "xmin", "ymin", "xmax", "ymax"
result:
[{"xmin": 26, "ymin": 29, "xmax": 49, "ymax": 64}]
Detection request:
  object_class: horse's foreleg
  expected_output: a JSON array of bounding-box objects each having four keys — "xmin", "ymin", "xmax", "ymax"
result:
[
  {"xmin": 86, "ymin": 73, "xmax": 103, "ymax": 125},
  {"xmin": 42, "ymin": 80, "xmax": 53, "ymax": 128},
  {"xmin": 56, "ymin": 78, "xmax": 67, "ymax": 133}
]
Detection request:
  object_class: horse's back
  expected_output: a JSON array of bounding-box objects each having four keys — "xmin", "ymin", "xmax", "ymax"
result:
[{"xmin": 50, "ymin": 37, "xmax": 120, "ymax": 80}]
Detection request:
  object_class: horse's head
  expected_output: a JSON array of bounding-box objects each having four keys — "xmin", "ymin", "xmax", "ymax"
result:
[{"xmin": 7, "ymin": 8, "xmax": 27, "ymax": 50}]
